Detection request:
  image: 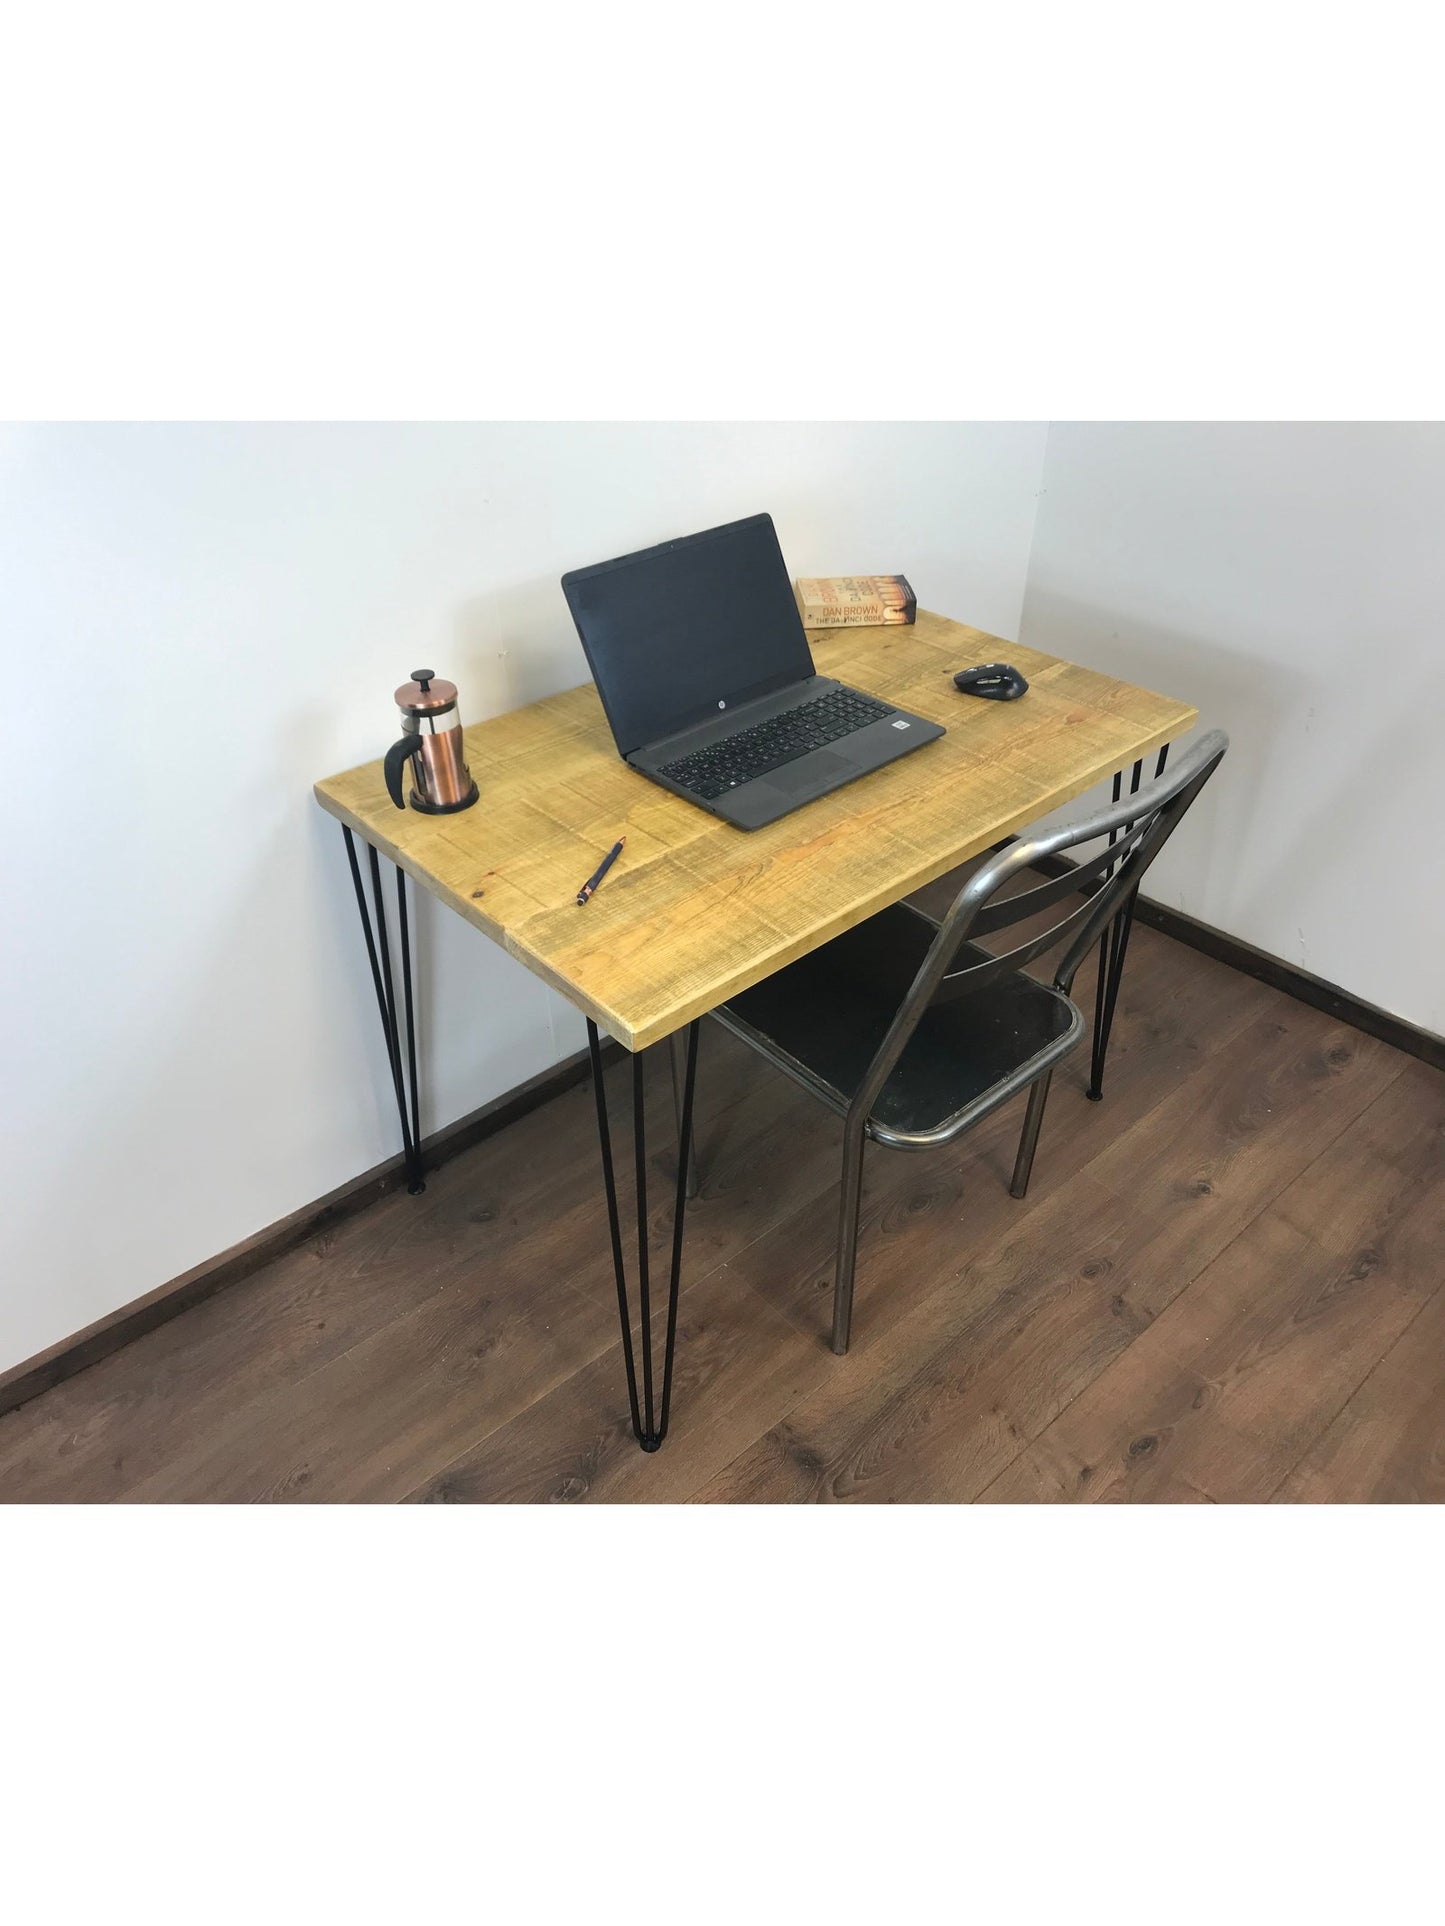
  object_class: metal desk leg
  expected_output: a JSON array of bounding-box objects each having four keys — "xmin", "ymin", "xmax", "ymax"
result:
[
  {"xmin": 669, "ymin": 1028, "xmax": 701, "ymax": 1200},
  {"xmin": 587, "ymin": 1017, "xmax": 699, "ymax": 1453},
  {"xmin": 342, "ymin": 826, "xmax": 425, "ymax": 1195},
  {"xmin": 1087, "ymin": 743, "xmax": 1169, "ymax": 1102}
]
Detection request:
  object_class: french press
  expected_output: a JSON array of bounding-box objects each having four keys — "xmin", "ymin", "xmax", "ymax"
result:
[{"xmin": 385, "ymin": 671, "xmax": 479, "ymax": 813}]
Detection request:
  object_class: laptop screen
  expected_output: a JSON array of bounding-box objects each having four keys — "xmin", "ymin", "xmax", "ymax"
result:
[{"xmin": 561, "ymin": 513, "xmax": 816, "ymax": 757}]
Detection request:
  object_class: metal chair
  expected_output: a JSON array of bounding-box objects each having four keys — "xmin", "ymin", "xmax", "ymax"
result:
[{"xmin": 710, "ymin": 728, "xmax": 1229, "ymax": 1354}]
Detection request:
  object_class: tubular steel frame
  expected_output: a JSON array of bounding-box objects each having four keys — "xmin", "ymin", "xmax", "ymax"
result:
[{"xmin": 713, "ymin": 731, "xmax": 1228, "ymax": 1356}]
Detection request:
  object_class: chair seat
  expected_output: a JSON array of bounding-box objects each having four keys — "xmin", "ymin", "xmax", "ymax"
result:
[{"xmin": 713, "ymin": 902, "xmax": 1084, "ymax": 1147}]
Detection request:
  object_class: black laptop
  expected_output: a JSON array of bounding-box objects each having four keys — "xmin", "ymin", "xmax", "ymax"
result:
[{"xmin": 561, "ymin": 513, "xmax": 944, "ymax": 829}]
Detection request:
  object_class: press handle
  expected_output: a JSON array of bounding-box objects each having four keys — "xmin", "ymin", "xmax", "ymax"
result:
[{"xmin": 384, "ymin": 734, "xmax": 425, "ymax": 809}]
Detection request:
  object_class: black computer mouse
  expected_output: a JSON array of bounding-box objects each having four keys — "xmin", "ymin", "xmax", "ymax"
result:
[{"xmin": 953, "ymin": 663, "xmax": 1029, "ymax": 701}]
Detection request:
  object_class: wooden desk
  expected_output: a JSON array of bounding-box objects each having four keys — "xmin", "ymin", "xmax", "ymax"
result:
[
  {"xmin": 316, "ymin": 612, "xmax": 1195, "ymax": 1051},
  {"xmin": 315, "ymin": 612, "xmax": 1196, "ymax": 1449}
]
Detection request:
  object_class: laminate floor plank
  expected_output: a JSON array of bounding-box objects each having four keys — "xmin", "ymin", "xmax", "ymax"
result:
[
  {"xmin": 0, "ymin": 1031, "xmax": 825, "ymax": 1502},
  {"xmin": 108, "ymin": 1035, "xmax": 894, "ymax": 1503},
  {"xmin": 2, "ymin": 920, "xmax": 1440, "ymax": 1506},
  {"xmin": 697, "ymin": 1006, "xmax": 1401, "ymax": 1503},
  {"xmin": 121, "ymin": 1264, "xmax": 615, "ymax": 1504},
  {"xmin": 1271, "ymin": 1281, "xmax": 1445, "ymax": 1503},
  {"xmin": 978, "ymin": 1062, "xmax": 1445, "ymax": 1504},
  {"xmin": 730, "ymin": 927, "xmax": 1281, "ymax": 1350},
  {"xmin": 405, "ymin": 1265, "xmax": 835, "ymax": 1505}
]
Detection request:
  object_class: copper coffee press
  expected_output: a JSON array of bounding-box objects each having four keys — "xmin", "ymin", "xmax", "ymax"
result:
[{"xmin": 385, "ymin": 671, "xmax": 479, "ymax": 813}]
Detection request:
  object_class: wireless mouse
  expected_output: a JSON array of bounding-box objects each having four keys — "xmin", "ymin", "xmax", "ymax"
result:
[{"xmin": 953, "ymin": 663, "xmax": 1029, "ymax": 701}]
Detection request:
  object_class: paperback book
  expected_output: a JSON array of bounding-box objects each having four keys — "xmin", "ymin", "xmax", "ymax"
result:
[{"xmin": 794, "ymin": 574, "xmax": 917, "ymax": 629}]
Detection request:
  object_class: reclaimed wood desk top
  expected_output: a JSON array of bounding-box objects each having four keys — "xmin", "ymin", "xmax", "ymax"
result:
[{"xmin": 314, "ymin": 612, "xmax": 1196, "ymax": 1051}]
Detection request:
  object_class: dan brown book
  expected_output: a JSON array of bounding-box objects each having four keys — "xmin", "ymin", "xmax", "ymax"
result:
[{"xmin": 794, "ymin": 574, "xmax": 917, "ymax": 629}]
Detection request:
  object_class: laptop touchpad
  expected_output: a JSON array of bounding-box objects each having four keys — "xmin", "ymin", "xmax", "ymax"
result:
[{"xmin": 769, "ymin": 750, "xmax": 851, "ymax": 792}]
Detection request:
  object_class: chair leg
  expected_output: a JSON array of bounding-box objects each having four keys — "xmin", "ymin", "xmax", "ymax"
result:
[
  {"xmin": 832, "ymin": 1121, "xmax": 867, "ymax": 1355},
  {"xmin": 1010, "ymin": 1069, "xmax": 1055, "ymax": 1199}
]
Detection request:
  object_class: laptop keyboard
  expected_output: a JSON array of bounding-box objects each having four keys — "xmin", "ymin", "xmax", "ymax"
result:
[{"xmin": 660, "ymin": 687, "xmax": 894, "ymax": 800}]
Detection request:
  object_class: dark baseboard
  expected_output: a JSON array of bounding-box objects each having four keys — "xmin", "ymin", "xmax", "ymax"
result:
[
  {"xmin": 6, "ymin": 888, "xmax": 1441, "ymax": 1425},
  {"xmin": 1131, "ymin": 898, "xmax": 1445, "ymax": 1073},
  {"xmin": 1022, "ymin": 846, "xmax": 1444, "ymax": 1073},
  {"xmin": 0, "ymin": 1036, "xmax": 623, "ymax": 1421}
]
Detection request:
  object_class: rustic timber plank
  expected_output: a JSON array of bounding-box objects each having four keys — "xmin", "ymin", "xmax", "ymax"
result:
[{"xmin": 313, "ymin": 615, "xmax": 1196, "ymax": 1050}]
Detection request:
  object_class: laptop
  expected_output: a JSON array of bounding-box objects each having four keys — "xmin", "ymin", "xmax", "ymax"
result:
[{"xmin": 561, "ymin": 513, "xmax": 945, "ymax": 830}]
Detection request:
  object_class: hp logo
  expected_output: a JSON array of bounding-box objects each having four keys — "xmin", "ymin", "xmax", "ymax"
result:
[{"xmin": 718, "ymin": 699, "xmax": 726, "ymax": 709}]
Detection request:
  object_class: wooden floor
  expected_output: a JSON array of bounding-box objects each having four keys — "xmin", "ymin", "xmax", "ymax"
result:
[{"xmin": 3, "ymin": 899, "xmax": 1443, "ymax": 1502}]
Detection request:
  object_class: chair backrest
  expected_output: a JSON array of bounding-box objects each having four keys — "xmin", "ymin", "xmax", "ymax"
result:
[{"xmin": 852, "ymin": 728, "xmax": 1229, "ymax": 1120}]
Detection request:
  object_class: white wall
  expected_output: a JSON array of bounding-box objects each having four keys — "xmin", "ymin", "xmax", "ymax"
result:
[
  {"xmin": 0, "ymin": 422, "xmax": 1047, "ymax": 1373},
  {"xmin": 1020, "ymin": 422, "xmax": 1445, "ymax": 1037}
]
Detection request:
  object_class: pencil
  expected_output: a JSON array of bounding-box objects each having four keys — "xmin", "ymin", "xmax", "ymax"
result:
[{"xmin": 576, "ymin": 837, "xmax": 625, "ymax": 905}]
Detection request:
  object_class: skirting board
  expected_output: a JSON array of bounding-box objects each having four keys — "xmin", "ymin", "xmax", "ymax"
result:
[
  {"xmin": 1131, "ymin": 898, "xmax": 1445, "ymax": 1074},
  {"xmin": 1023, "ymin": 851, "xmax": 1445, "ymax": 1074},
  {"xmin": 3, "ymin": 902, "xmax": 1441, "ymax": 1423},
  {"xmin": 0, "ymin": 1036, "xmax": 623, "ymax": 1421}
]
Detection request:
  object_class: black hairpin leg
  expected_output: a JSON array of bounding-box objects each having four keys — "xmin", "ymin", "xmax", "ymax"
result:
[
  {"xmin": 1088, "ymin": 743, "xmax": 1169, "ymax": 1102},
  {"xmin": 586, "ymin": 1017, "xmax": 699, "ymax": 1452},
  {"xmin": 342, "ymin": 826, "xmax": 425, "ymax": 1194}
]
